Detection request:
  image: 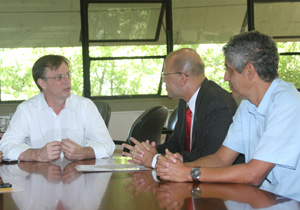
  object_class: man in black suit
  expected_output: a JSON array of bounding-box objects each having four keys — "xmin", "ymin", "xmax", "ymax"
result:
[{"xmin": 122, "ymin": 48, "xmax": 242, "ymax": 167}]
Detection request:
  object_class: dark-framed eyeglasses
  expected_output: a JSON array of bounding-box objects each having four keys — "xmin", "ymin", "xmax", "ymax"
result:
[
  {"xmin": 43, "ymin": 72, "xmax": 72, "ymax": 81},
  {"xmin": 161, "ymin": 72, "xmax": 189, "ymax": 78}
]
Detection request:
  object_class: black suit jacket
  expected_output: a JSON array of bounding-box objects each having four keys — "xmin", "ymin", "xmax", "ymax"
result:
[{"xmin": 157, "ymin": 78, "xmax": 240, "ymax": 162}]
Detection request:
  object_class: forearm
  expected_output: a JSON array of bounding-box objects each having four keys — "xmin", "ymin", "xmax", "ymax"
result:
[
  {"xmin": 185, "ymin": 146, "xmax": 238, "ymax": 167},
  {"xmin": 199, "ymin": 164, "xmax": 250, "ymax": 184},
  {"xmin": 199, "ymin": 159, "xmax": 274, "ymax": 186},
  {"xmin": 80, "ymin": 147, "xmax": 95, "ymax": 160},
  {"xmin": 18, "ymin": 149, "xmax": 41, "ymax": 162},
  {"xmin": 185, "ymin": 153, "xmax": 228, "ymax": 168}
]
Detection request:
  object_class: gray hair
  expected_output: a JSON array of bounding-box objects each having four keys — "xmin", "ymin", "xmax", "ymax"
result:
[{"xmin": 222, "ymin": 31, "xmax": 279, "ymax": 82}]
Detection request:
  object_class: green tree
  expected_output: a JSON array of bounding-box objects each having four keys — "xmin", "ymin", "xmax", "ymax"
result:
[{"xmin": 1, "ymin": 42, "xmax": 300, "ymax": 101}]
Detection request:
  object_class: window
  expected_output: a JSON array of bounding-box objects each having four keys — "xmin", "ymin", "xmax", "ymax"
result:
[
  {"xmin": 1, "ymin": 0, "xmax": 300, "ymax": 101},
  {"xmin": 81, "ymin": 0, "xmax": 172, "ymax": 98}
]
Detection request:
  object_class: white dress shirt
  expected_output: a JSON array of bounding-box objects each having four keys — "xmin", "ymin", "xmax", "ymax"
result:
[
  {"xmin": 186, "ymin": 87, "xmax": 200, "ymax": 150},
  {"xmin": 0, "ymin": 93, "xmax": 115, "ymax": 160}
]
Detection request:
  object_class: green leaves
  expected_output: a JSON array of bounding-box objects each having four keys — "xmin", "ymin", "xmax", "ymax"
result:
[{"xmin": 0, "ymin": 42, "xmax": 299, "ymax": 101}]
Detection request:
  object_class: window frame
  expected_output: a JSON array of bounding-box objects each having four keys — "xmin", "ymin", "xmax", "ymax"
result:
[{"xmin": 80, "ymin": 0, "xmax": 173, "ymax": 99}]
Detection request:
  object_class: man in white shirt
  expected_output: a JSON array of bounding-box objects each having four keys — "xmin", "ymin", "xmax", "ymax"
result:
[{"xmin": 0, "ymin": 55, "xmax": 115, "ymax": 162}]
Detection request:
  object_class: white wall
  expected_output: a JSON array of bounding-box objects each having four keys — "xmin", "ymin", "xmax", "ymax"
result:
[{"xmin": 108, "ymin": 111, "xmax": 144, "ymax": 142}]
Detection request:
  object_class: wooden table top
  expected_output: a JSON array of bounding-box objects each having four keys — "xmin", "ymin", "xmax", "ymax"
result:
[{"xmin": 0, "ymin": 156, "xmax": 299, "ymax": 210}]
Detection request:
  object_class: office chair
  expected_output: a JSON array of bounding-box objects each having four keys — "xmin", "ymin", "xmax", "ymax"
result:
[
  {"xmin": 121, "ymin": 106, "xmax": 168, "ymax": 152},
  {"xmin": 93, "ymin": 101, "xmax": 111, "ymax": 128},
  {"xmin": 162, "ymin": 106, "xmax": 178, "ymax": 142}
]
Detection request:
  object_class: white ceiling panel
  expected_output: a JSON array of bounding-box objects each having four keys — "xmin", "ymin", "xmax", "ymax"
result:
[{"xmin": 0, "ymin": 0, "xmax": 299, "ymax": 48}]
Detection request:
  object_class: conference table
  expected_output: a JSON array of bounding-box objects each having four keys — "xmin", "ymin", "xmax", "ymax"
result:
[{"xmin": 0, "ymin": 155, "xmax": 299, "ymax": 210}]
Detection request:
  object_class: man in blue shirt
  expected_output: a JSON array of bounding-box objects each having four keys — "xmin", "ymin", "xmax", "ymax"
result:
[{"xmin": 156, "ymin": 31, "xmax": 300, "ymax": 201}]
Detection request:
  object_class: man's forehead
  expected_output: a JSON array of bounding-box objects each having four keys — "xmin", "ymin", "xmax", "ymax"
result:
[
  {"xmin": 45, "ymin": 63, "xmax": 69, "ymax": 74},
  {"xmin": 163, "ymin": 57, "xmax": 174, "ymax": 72}
]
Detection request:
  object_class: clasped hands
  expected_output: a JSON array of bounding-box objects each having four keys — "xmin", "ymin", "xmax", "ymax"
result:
[
  {"xmin": 38, "ymin": 138, "xmax": 86, "ymax": 162},
  {"xmin": 122, "ymin": 137, "xmax": 158, "ymax": 168},
  {"xmin": 122, "ymin": 137, "xmax": 188, "ymax": 182}
]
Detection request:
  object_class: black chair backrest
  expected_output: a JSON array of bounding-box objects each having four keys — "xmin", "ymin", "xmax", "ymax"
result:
[
  {"xmin": 93, "ymin": 101, "xmax": 111, "ymax": 127},
  {"xmin": 163, "ymin": 106, "xmax": 178, "ymax": 142},
  {"xmin": 125, "ymin": 106, "xmax": 168, "ymax": 147},
  {"xmin": 166, "ymin": 106, "xmax": 178, "ymax": 131}
]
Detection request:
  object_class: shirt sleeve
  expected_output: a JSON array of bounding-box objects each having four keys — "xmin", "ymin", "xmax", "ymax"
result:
[
  {"xmin": 0, "ymin": 104, "xmax": 31, "ymax": 160},
  {"xmin": 82, "ymin": 100, "xmax": 115, "ymax": 158}
]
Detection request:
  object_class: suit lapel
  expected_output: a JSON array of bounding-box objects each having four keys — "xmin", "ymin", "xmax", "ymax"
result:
[{"xmin": 191, "ymin": 78, "xmax": 209, "ymax": 150}]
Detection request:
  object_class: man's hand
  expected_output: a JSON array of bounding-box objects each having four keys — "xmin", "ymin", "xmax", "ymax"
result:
[
  {"xmin": 37, "ymin": 141, "xmax": 62, "ymax": 162},
  {"xmin": 122, "ymin": 137, "xmax": 158, "ymax": 168},
  {"xmin": 18, "ymin": 141, "xmax": 61, "ymax": 162},
  {"xmin": 156, "ymin": 149, "xmax": 192, "ymax": 182},
  {"xmin": 0, "ymin": 150, "xmax": 3, "ymax": 163},
  {"xmin": 172, "ymin": 152, "xmax": 183, "ymax": 162},
  {"xmin": 61, "ymin": 138, "xmax": 95, "ymax": 160}
]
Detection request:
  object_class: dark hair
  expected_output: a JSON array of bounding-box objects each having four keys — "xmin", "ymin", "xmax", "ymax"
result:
[
  {"xmin": 222, "ymin": 31, "xmax": 279, "ymax": 82},
  {"xmin": 32, "ymin": 55, "xmax": 69, "ymax": 91}
]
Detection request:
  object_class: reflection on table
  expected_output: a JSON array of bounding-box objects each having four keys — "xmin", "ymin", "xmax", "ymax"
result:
[{"xmin": 0, "ymin": 156, "xmax": 299, "ymax": 210}]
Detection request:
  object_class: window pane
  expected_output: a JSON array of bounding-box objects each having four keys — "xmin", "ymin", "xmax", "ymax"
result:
[
  {"xmin": 90, "ymin": 45, "xmax": 167, "ymax": 58},
  {"xmin": 277, "ymin": 42, "xmax": 300, "ymax": 89},
  {"xmin": 90, "ymin": 58, "xmax": 164, "ymax": 96},
  {"xmin": 278, "ymin": 55, "xmax": 300, "ymax": 89},
  {"xmin": 278, "ymin": 42, "xmax": 300, "ymax": 53},
  {"xmin": 88, "ymin": 3, "xmax": 162, "ymax": 41}
]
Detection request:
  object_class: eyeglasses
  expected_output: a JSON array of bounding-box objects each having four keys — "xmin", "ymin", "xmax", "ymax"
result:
[
  {"xmin": 161, "ymin": 72, "xmax": 189, "ymax": 78},
  {"xmin": 43, "ymin": 72, "xmax": 72, "ymax": 81}
]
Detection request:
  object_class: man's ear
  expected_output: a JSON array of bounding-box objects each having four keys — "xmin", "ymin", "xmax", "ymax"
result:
[
  {"xmin": 245, "ymin": 62, "xmax": 256, "ymax": 81},
  {"xmin": 179, "ymin": 73, "xmax": 188, "ymax": 86},
  {"xmin": 37, "ymin": 78, "xmax": 46, "ymax": 90}
]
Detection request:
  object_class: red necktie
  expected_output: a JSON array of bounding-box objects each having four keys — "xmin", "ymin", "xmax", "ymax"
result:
[{"xmin": 185, "ymin": 106, "xmax": 192, "ymax": 152}]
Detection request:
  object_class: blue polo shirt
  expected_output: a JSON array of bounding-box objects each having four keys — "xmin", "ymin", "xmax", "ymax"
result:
[{"xmin": 223, "ymin": 78, "xmax": 300, "ymax": 201}]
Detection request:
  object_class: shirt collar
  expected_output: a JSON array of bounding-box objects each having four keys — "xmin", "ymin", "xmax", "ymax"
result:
[
  {"xmin": 187, "ymin": 87, "xmax": 201, "ymax": 113},
  {"xmin": 65, "ymin": 95, "xmax": 74, "ymax": 110},
  {"xmin": 38, "ymin": 92, "xmax": 73, "ymax": 112},
  {"xmin": 38, "ymin": 92, "xmax": 49, "ymax": 111}
]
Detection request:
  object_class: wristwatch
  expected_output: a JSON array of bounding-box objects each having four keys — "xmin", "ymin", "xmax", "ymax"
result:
[{"xmin": 190, "ymin": 167, "xmax": 201, "ymax": 182}]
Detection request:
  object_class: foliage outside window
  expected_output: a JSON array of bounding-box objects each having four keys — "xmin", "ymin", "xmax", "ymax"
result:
[
  {"xmin": 0, "ymin": 48, "xmax": 83, "ymax": 101},
  {"xmin": 0, "ymin": 42, "xmax": 300, "ymax": 101},
  {"xmin": 89, "ymin": 45, "xmax": 166, "ymax": 97}
]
